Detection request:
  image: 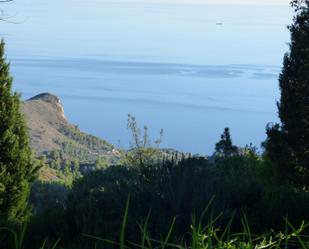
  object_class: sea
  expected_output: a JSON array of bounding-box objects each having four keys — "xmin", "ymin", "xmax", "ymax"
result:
[{"xmin": 0, "ymin": 0, "xmax": 294, "ymax": 154}]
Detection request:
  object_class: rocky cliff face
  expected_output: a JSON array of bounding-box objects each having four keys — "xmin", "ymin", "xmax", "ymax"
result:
[
  {"xmin": 21, "ymin": 93, "xmax": 120, "ymax": 163},
  {"xmin": 28, "ymin": 93, "xmax": 65, "ymax": 118}
]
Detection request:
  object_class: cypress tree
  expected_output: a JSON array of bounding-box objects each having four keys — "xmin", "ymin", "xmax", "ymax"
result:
[
  {"xmin": 265, "ymin": 0, "xmax": 309, "ymax": 187},
  {"xmin": 215, "ymin": 127, "xmax": 238, "ymax": 157},
  {"xmin": 0, "ymin": 40, "xmax": 39, "ymax": 225}
]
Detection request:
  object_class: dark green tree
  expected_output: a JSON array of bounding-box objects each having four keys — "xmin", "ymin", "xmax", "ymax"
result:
[
  {"xmin": 0, "ymin": 40, "xmax": 39, "ymax": 225},
  {"xmin": 265, "ymin": 0, "xmax": 309, "ymax": 187},
  {"xmin": 215, "ymin": 127, "xmax": 238, "ymax": 157}
]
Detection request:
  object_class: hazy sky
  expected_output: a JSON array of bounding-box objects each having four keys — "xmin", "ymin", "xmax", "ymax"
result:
[{"xmin": 137, "ymin": 0, "xmax": 289, "ymax": 5}]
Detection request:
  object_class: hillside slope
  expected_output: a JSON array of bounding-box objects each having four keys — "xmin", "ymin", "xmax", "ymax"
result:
[{"xmin": 21, "ymin": 93, "xmax": 120, "ymax": 163}]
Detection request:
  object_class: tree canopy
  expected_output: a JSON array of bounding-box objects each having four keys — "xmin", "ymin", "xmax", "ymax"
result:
[
  {"xmin": 215, "ymin": 127, "xmax": 238, "ymax": 157},
  {"xmin": 265, "ymin": 0, "xmax": 309, "ymax": 187},
  {"xmin": 0, "ymin": 40, "xmax": 40, "ymax": 225}
]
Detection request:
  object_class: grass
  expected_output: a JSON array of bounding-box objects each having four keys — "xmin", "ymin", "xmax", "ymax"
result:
[
  {"xmin": 83, "ymin": 198, "xmax": 309, "ymax": 249},
  {"xmin": 2, "ymin": 199, "xmax": 309, "ymax": 249},
  {"xmin": 0, "ymin": 223, "xmax": 60, "ymax": 249}
]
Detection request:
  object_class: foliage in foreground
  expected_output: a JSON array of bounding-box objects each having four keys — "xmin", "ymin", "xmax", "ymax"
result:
[
  {"xmin": 265, "ymin": 0, "xmax": 309, "ymax": 188},
  {"xmin": 22, "ymin": 151, "xmax": 309, "ymax": 249},
  {"xmin": 2, "ymin": 201, "xmax": 309, "ymax": 249},
  {"xmin": 0, "ymin": 40, "xmax": 40, "ymax": 226},
  {"xmin": 85, "ymin": 198, "xmax": 309, "ymax": 249}
]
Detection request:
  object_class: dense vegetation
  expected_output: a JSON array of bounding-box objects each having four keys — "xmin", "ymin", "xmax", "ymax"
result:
[
  {"xmin": 1, "ymin": 1, "xmax": 309, "ymax": 249},
  {"xmin": 0, "ymin": 40, "xmax": 40, "ymax": 226},
  {"xmin": 24, "ymin": 146, "xmax": 309, "ymax": 249},
  {"xmin": 265, "ymin": 0, "xmax": 309, "ymax": 188}
]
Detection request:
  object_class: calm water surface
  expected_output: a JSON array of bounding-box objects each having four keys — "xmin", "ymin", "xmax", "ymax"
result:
[{"xmin": 0, "ymin": 1, "xmax": 293, "ymax": 153}]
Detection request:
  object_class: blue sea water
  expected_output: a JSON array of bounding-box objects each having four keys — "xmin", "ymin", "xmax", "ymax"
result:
[{"xmin": 0, "ymin": 0, "xmax": 293, "ymax": 154}]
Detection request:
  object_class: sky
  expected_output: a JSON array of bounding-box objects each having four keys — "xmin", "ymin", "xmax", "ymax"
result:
[{"xmin": 119, "ymin": 0, "xmax": 289, "ymax": 5}]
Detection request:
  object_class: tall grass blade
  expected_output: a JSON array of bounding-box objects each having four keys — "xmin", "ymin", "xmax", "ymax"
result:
[
  {"xmin": 284, "ymin": 218, "xmax": 309, "ymax": 249},
  {"xmin": 161, "ymin": 217, "xmax": 176, "ymax": 249},
  {"xmin": 121, "ymin": 195, "xmax": 131, "ymax": 249}
]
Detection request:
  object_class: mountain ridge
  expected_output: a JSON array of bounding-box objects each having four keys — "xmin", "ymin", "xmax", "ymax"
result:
[{"xmin": 21, "ymin": 93, "xmax": 120, "ymax": 164}]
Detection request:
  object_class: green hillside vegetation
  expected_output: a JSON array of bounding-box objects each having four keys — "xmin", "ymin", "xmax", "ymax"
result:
[
  {"xmin": 1, "ymin": 1, "xmax": 309, "ymax": 249},
  {"xmin": 21, "ymin": 93, "xmax": 122, "ymax": 182}
]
